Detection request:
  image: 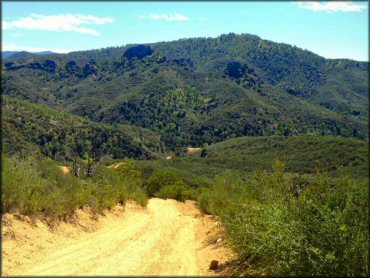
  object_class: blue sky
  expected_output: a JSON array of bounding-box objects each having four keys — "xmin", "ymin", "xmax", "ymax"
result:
[{"xmin": 2, "ymin": 1, "xmax": 369, "ymax": 61}]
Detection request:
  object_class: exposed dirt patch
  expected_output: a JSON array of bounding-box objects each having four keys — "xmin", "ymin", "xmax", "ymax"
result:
[
  {"xmin": 2, "ymin": 198, "xmax": 233, "ymax": 276},
  {"xmin": 107, "ymin": 162, "xmax": 126, "ymax": 169},
  {"xmin": 187, "ymin": 147, "xmax": 202, "ymax": 154},
  {"xmin": 59, "ymin": 165, "xmax": 70, "ymax": 174}
]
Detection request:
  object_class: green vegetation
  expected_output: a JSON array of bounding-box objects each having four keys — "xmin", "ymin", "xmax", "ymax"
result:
[
  {"xmin": 2, "ymin": 152, "xmax": 203, "ymax": 216},
  {"xmin": 2, "ymin": 154, "xmax": 148, "ymax": 216},
  {"xmin": 2, "ymin": 33, "xmax": 368, "ymax": 154},
  {"xmin": 2, "ymin": 146, "xmax": 368, "ymax": 275},
  {"xmin": 198, "ymin": 162, "xmax": 368, "ymax": 276},
  {"xmin": 179, "ymin": 135, "xmax": 368, "ymax": 177},
  {"xmin": 128, "ymin": 136, "xmax": 367, "ymax": 181},
  {"xmin": 2, "ymin": 32, "xmax": 368, "ymax": 276},
  {"xmin": 2, "ymin": 96, "xmax": 164, "ymax": 160},
  {"xmin": 3, "ymin": 150, "xmax": 367, "ymax": 276},
  {"xmin": 144, "ymin": 169, "xmax": 196, "ymax": 201}
]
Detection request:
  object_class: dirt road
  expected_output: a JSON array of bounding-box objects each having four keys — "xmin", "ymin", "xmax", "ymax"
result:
[{"xmin": 2, "ymin": 198, "xmax": 232, "ymax": 276}]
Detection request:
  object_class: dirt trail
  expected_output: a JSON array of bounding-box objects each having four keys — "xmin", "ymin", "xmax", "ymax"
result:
[{"xmin": 2, "ymin": 198, "xmax": 232, "ymax": 276}]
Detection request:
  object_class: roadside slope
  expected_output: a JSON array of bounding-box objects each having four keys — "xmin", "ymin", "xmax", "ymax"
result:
[{"xmin": 2, "ymin": 198, "xmax": 232, "ymax": 276}]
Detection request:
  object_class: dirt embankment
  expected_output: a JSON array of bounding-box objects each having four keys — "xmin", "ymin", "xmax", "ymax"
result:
[{"xmin": 2, "ymin": 198, "xmax": 233, "ymax": 276}]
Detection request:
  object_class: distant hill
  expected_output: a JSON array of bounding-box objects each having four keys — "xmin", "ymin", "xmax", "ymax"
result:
[
  {"xmin": 132, "ymin": 135, "xmax": 368, "ymax": 181},
  {"xmin": 2, "ymin": 51, "xmax": 19, "ymax": 60},
  {"xmin": 2, "ymin": 33, "xmax": 368, "ymax": 159},
  {"xmin": 185, "ymin": 135, "xmax": 368, "ymax": 176},
  {"xmin": 2, "ymin": 50, "xmax": 55, "ymax": 60},
  {"xmin": 2, "ymin": 96, "xmax": 164, "ymax": 160}
]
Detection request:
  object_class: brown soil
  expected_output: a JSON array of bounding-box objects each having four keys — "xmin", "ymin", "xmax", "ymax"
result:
[
  {"xmin": 187, "ymin": 147, "xmax": 202, "ymax": 154},
  {"xmin": 59, "ymin": 165, "xmax": 70, "ymax": 174},
  {"xmin": 2, "ymin": 198, "xmax": 233, "ymax": 276},
  {"xmin": 107, "ymin": 162, "xmax": 126, "ymax": 169}
]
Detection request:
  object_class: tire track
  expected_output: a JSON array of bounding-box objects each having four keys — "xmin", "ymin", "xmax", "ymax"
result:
[{"xmin": 2, "ymin": 198, "xmax": 232, "ymax": 276}]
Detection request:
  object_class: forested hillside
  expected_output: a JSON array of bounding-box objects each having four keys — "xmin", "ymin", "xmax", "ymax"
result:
[
  {"xmin": 2, "ymin": 33, "xmax": 368, "ymax": 159},
  {"xmin": 2, "ymin": 96, "xmax": 164, "ymax": 160}
]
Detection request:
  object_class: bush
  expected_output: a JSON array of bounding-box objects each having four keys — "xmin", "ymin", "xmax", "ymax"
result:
[
  {"xmin": 91, "ymin": 163, "xmax": 148, "ymax": 212},
  {"xmin": 198, "ymin": 161, "xmax": 369, "ymax": 276},
  {"xmin": 2, "ymin": 155, "xmax": 44, "ymax": 214},
  {"xmin": 157, "ymin": 180, "xmax": 194, "ymax": 201},
  {"xmin": 290, "ymin": 173, "xmax": 368, "ymax": 276},
  {"xmin": 2, "ymin": 155, "xmax": 148, "ymax": 217},
  {"xmin": 197, "ymin": 169, "xmax": 247, "ymax": 216},
  {"xmin": 145, "ymin": 169, "xmax": 182, "ymax": 197}
]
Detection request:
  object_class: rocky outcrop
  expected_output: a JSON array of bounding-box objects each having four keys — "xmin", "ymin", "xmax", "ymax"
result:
[
  {"xmin": 5, "ymin": 60, "xmax": 57, "ymax": 73},
  {"xmin": 5, "ymin": 64, "xmax": 25, "ymax": 71},
  {"xmin": 286, "ymin": 88, "xmax": 310, "ymax": 97},
  {"xmin": 83, "ymin": 59, "xmax": 98, "ymax": 77},
  {"xmin": 149, "ymin": 51, "xmax": 166, "ymax": 64},
  {"xmin": 225, "ymin": 61, "xmax": 248, "ymax": 79},
  {"xmin": 28, "ymin": 62, "xmax": 45, "ymax": 70},
  {"xmin": 223, "ymin": 61, "xmax": 263, "ymax": 89},
  {"xmin": 4, "ymin": 62, "xmax": 15, "ymax": 68},
  {"xmin": 123, "ymin": 45, "xmax": 154, "ymax": 59},
  {"xmin": 209, "ymin": 260, "xmax": 219, "ymax": 270},
  {"xmin": 65, "ymin": 61, "xmax": 81, "ymax": 74},
  {"xmin": 242, "ymin": 69, "xmax": 263, "ymax": 89},
  {"xmin": 43, "ymin": 60, "xmax": 57, "ymax": 73}
]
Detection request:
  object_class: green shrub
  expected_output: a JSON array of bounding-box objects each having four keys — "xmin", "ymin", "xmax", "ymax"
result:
[
  {"xmin": 91, "ymin": 163, "xmax": 148, "ymax": 211},
  {"xmin": 197, "ymin": 187, "xmax": 213, "ymax": 214},
  {"xmin": 157, "ymin": 180, "xmax": 193, "ymax": 201},
  {"xmin": 145, "ymin": 169, "xmax": 182, "ymax": 196},
  {"xmin": 197, "ymin": 169, "xmax": 247, "ymax": 216},
  {"xmin": 2, "ymin": 155, "xmax": 44, "ymax": 214},
  {"xmin": 290, "ymin": 173, "xmax": 368, "ymax": 276},
  {"xmin": 2, "ymin": 155, "xmax": 148, "ymax": 217},
  {"xmin": 199, "ymin": 161, "xmax": 369, "ymax": 276}
]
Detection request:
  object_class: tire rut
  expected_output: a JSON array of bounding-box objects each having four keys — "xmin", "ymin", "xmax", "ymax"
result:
[{"xmin": 2, "ymin": 198, "xmax": 232, "ymax": 276}]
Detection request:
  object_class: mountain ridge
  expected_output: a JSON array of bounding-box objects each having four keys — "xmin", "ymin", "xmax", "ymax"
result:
[
  {"xmin": 2, "ymin": 32, "xmax": 368, "ymax": 160},
  {"xmin": 2, "ymin": 50, "xmax": 56, "ymax": 60}
]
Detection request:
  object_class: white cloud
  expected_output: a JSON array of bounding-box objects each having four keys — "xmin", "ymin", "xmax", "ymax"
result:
[
  {"xmin": 295, "ymin": 1, "xmax": 367, "ymax": 12},
  {"xmin": 3, "ymin": 21, "xmax": 11, "ymax": 29},
  {"xmin": 2, "ymin": 13, "xmax": 114, "ymax": 36},
  {"xmin": 139, "ymin": 13, "xmax": 189, "ymax": 21},
  {"xmin": 11, "ymin": 33, "xmax": 24, "ymax": 38},
  {"xmin": 3, "ymin": 42, "xmax": 71, "ymax": 53}
]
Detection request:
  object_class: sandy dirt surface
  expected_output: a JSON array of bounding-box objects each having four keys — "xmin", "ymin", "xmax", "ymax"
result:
[
  {"xmin": 107, "ymin": 162, "xmax": 126, "ymax": 169},
  {"xmin": 187, "ymin": 147, "xmax": 202, "ymax": 154},
  {"xmin": 59, "ymin": 165, "xmax": 71, "ymax": 174},
  {"xmin": 2, "ymin": 198, "xmax": 233, "ymax": 276}
]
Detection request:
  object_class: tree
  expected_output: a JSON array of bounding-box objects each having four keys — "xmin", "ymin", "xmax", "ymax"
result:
[{"xmin": 66, "ymin": 151, "xmax": 82, "ymax": 177}]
